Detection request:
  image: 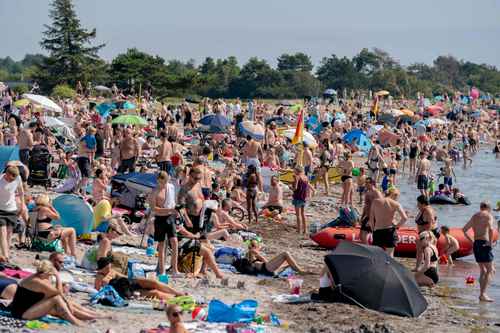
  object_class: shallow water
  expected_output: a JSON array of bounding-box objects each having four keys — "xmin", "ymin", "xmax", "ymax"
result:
[{"xmin": 396, "ymin": 149, "xmax": 500, "ymax": 318}]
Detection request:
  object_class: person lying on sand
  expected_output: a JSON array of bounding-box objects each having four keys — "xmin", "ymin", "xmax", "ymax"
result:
[
  {"xmin": 94, "ymin": 257, "xmax": 187, "ymax": 300},
  {"xmin": 245, "ymin": 240, "xmax": 306, "ymax": 276}
]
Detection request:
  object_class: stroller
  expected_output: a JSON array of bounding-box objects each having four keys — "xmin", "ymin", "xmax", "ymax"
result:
[{"xmin": 28, "ymin": 145, "xmax": 52, "ymax": 188}]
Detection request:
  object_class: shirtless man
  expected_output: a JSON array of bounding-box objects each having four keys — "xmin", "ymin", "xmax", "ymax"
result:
[
  {"xmin": 303, "ymin": 143, "xmax": 314, "ymax": 177},
  {"xmin": 118, "ymin": 128, "xmax": 140, "ymax": 173},
  {"xmin": 463, "ymin": 202, "xmax": 497, "ymax": 302},
  {"xmin": 415, "ymin": 152, "xmax": 431, "ymax": 197},
  {"xmin": 18, "ymin": 122, "xmax": 35, "ymax": 166},
  {"xmin": 360, "ymin": 177, "xmax": 383, "ymax": 244},
  {"xmin": 193, "ymin": 158, "xmax": 213, "ymax": 200},
  {"xmin": 442, "ymin": 157, "xmax": 456, "ymax": 191},
  {"xmin": 157, "ymin": 131, "xmax": 173, "ymax": 176},
  {"xmin": 215, "ymin": 199, "xmax": 247, "ymax": 230},
  {"xmin": 369, "ymin": 188, "xmax": 408, "ymax": 257},
  {"xmin": 177, "ymin": 167, "xmax": 204, "ymax": 234},
  {"xmin": 150, "ymin": 172, "xmax": 179, "ymax": 275},
  {"xmin": 261, "ymin": 176, "xmax": 284, "ymax": 221},
  {"xmin": 265, "ymin": 122, "xmax": 277, "ymax": 148},
  {"xmin": 242, "ymin": 135, "xmax": 263, "ymax": 191}
]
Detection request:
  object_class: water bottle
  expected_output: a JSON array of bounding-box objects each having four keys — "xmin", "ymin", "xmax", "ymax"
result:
[{"xmin": 146, "ymin": 236, "xmax": 155, "ymax": 257}]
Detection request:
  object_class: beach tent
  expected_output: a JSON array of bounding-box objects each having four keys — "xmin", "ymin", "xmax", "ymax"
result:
[
  {"xmin": 343, "ymin": 130, "xmax": 372, "ymax": 151},
  {"xmin": 53, "ymin": 194, "xmax": 94, "ymax": 236},
  {"xmin": 0, "ymin": 146, "xmax": 19, "ymax": 172},
  {"xmin": 199, "ymin": 114, "xmax": 231, "ymax": 128},
  {"xmin": 96, "ymin": 103, "xmax": 116, "ymax": 117},
  {"xmin": 306, "ymin": 115, "xmax": 322, "ymax": 135},
  {"xmin": 325, "ymin": 242, "xmax": 428, "ymax": 317}
]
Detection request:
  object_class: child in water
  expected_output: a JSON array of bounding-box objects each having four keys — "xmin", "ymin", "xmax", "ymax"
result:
[
  {"xmin": 440, "ymin": 226, "xmax": 459, "ymax": 265},
  {"xmin": 356, "ymin": 167, "xmax": 366, "ymax": 205}
]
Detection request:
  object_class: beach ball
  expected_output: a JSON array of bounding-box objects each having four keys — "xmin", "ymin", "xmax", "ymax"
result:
[
  {"xmin": 192, "ymin": 307, "xmax": 207, "ymax": 321},
  {"xmin": 352, "ymin": 168, "xmax": 360, "ymax": 177},
  {"xmin": 466, "ymin": 275, "xmax": 475, "ymax": 285}
]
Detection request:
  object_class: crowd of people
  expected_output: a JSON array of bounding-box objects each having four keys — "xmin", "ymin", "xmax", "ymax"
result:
[{"xmin": 0, "ymin": 82, "xmax": 499, "ymax": 328}]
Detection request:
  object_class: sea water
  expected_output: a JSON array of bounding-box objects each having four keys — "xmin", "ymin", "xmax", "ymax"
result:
[{"xmin": 397, "ymin": 149, "xmax": 500, "ymax": 318}]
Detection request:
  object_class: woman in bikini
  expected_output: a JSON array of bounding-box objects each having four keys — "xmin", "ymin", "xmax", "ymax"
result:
[
  {"xmin": 8, "ymin": 260, "xmax": 106, "ymax": 325},
  {"xmin": 35, "ymin": 195, "xmax": 77, "ymax": 258},
  {"xmin": 246, "ymin": 240, "xmax": 305, "ymax": 276},
  {"xmin": 415, "ymin": 231, "xmax": 439, "ymax": 287},
  {"xmin": 414, "ymin": 195, "xmax": 440, "ymax": 271},
  {"xmin": 339, "ymin": 152, "xmax": 354, "ymax": 206}
]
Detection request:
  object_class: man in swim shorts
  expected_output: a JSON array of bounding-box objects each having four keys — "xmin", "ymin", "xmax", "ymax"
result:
[
  {"xmin": 463, "ymin": 202, "xmax": 497, "ymax": 302},
  {"xmin": 359, "ymin": 177, "xmax": 383, "ymax": 244},
  {"xmin": 369, "ymin": 188, "xmax": 408, "ymax": 257},
  {"xmin": 415, "ymin": 152, "xmax": 431, "ymax": 197}
]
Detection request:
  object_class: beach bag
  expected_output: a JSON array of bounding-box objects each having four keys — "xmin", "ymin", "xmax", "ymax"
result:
[
  {"xmin": 232, "ymin": 258, "xmax": 258, "ymax": 276},
  {"xmin": 214, "ymin": 247, "xmax": 243, "ymax": 265},
  {"xmin": 127, "ymin": 259, "xmax": 146, "ymax": 280},
  {"xmin": 178, "ymin": 251, "xmax": 203, "ymax": 274},
  {"xmin": 111, "ymin": 252, "xmax": 130, "ymax": 275},
  {"xmin": 90, "ymin": 285, "xmax": 128, "ymax": 307},
  {"xmin": 206, "ymin": 299, "xmax": 258, "ymax": 323},
  {"xmin": 31, "ymin": 238, "xmax": 63, "ymax": 253}
]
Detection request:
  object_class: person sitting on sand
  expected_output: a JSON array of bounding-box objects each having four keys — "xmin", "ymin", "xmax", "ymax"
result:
[
  {"xmin": 8, "ymin": 260, "xmax": 107, "ymax": 326},
  {"xmin": 440, "ymin": 226, "xmax": 459, "ymax": 265},
  {"xmin": 245, "ymin": 240, "xmax": 306, "ymax": 276},
  {"xmin": 414, "ymin": 231, "xmax": 439, "ymax": 287},
  {"xmin": 215, "ymin": 199, "xmax": 248, "ymax": 230},
  {"xmin": 34, "ymin": 194, "xmax": 78, "ymax": 260},
  {"xmin": 259, "ymin": 176, "xmax": 284, "ymax": 222},
  {"xmin": 166, "ymin": 304, "xmax": 190, "ymax": 333},
  {"xmin": 94, "ymin": 257, "xmax": 187, "ymax": 300}
]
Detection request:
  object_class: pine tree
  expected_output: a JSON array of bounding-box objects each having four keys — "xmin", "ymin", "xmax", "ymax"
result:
[{"xmin": 38, "ymin": 0, "xmax": 106, "ymax": 91}]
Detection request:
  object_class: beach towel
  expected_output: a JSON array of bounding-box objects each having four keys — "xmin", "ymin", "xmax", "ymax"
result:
[
  {"xmin": 90, "ymin": 285, "xmax": 128, "ymax": 307},
  {"xmin": 0, "ymin": 268, "xmax": 32, "ymax": 279}
]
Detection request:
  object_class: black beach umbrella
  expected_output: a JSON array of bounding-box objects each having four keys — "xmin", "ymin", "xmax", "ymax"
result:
[{"xmin": 324, "ymin": 242, "xmax": 428, "ymax": 317}]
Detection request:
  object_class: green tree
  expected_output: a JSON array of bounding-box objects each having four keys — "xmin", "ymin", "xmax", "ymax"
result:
[
  {"xmin": 229, "ymin": 57, "xmax": 281, "ymax": 98},
  {"xmin": 37, "ymin": 0, "xmax": 105, "ymax": 91},
  {"xmin": 51, "ymin": 84, "xmax": 76, "ymax": 99},
  {"xmin": 316, "ymin": 55, "xmax": 359, "ymax": 90},
  {"xmin": 277, "ymin": 53, "xmax": 313, "ymax": 72}
]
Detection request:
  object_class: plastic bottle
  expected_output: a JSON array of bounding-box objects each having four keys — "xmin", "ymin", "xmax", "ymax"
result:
[{"xmin": 146, "ymin": 236, "xmax": 155, "ymax": 257}]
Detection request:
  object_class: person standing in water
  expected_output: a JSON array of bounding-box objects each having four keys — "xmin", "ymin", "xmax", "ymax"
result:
[
  {"xmin": 462, "ymin": 202, "xmax": 497, "ymax": 302},
  {"xmin": 415, "ymin": 152, "xmax": 431, "ymax": 197}
]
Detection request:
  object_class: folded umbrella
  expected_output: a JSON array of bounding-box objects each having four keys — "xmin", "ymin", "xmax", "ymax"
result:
[{"xmin": 325, "ymin": 242, "xmax": 428, "ymax": 317}]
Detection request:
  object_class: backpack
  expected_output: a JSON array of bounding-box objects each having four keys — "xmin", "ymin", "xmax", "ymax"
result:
[{"xmin": 232, "ymin": 258, "xmax": 258, "ymax": 276}]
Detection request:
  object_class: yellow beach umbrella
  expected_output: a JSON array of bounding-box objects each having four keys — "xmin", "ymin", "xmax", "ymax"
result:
[{"xmin": 399, "ymin": 109, "xmax": 414, "ymax": 117}]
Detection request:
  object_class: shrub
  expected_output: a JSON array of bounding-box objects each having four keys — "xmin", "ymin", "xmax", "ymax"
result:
[{"xmin": 51, "ymin": 84, "xmax": 76, "ymax": 99}]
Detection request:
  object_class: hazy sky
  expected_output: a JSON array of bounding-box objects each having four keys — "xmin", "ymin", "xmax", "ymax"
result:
[{"xmin": 1, "ymin": 0, "xmax": 500, "ymax": 68}]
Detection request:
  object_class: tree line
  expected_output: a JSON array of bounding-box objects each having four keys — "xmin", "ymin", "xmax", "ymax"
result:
[{"xmin": 1, "ymin": 0, "xmax": 500, "ymax": 100}]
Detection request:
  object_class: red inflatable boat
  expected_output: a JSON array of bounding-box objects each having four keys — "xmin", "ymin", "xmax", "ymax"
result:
[{"xmin": 311, "ymin": 227, "xmax": 498, "ymax": 258}]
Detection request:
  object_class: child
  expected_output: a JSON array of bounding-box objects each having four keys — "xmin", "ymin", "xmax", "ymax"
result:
[
  {"xmin": 81, "ymin": 127, "xmax": 97, "ymax": 161},
  {"xmin": 356, "ymin": 167, "xmax": 366, "ymax": 205},
  {"xmin": 440, "ymin": 226, "xmax": 459, "ymax": 265},
  {"xmin": 292, "ymin": 166, "xmax": 315, "ymax": 235},
  {"xmin": 166, "ymin": 304, "xmax": 190, "ymax": 333},
  {"xmin": 442, "ymin": 158, "xmax": 456, "ymax": 191}
]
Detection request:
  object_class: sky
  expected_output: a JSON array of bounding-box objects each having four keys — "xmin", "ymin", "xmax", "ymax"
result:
[{"xmin": 1, "ymin": 0, "xmax": 500, "ymax": 68}]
